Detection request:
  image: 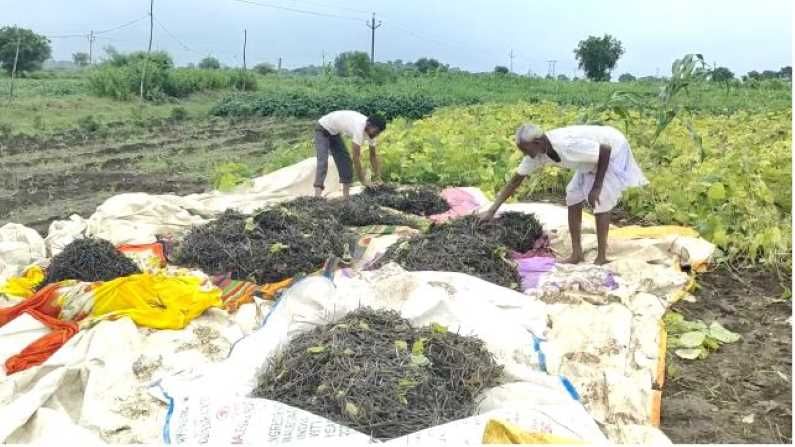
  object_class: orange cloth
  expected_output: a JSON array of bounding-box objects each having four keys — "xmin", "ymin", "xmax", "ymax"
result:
[
  {"xmin": 4, "ymin": 310, "xmax": 79, "ymax": 374},
  {"xmin": 0, "ymin": 283, "xmax": 62, "ymax": 326},
  {"xmin": 0, "ymin": 284, "xmax": 78, "ymax": 375},
  {"xmin": 117, "ymin": 243, "xmax": 167, "ymax": 268}
]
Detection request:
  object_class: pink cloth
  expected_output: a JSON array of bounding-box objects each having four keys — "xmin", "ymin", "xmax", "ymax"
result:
[{"xmin": 429, "ymin": 188, "xmax": 483, "ymax": 223}]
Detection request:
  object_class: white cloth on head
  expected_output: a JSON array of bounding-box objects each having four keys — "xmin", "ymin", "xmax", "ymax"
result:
[
  {"xmin": 317, "ymin": 110, "xmax": 375, "ymax": 146},
  {"xmin": 515, "ymin": 125, "xmax": 648, "ymax": 213}
]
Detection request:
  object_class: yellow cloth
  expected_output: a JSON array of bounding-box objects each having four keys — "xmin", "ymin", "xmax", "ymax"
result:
[
  {"xmin": 482, "ymin": 420, "xmax": 585, "ymax": 444},
  {"xmin": 0, "ymin": 265, "xmax": 45, "ymax": 300},
  {"xmin": 90, "ymin": 273, "xmax": 222, "ymax": 330},
  {"xmin": 610, "ymin": 225, "xmax": 699, "ymax": 239}
]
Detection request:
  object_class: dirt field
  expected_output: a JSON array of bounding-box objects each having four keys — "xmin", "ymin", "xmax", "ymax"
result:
[
  {"xmin": 0, "ymin": 117, "xmax": 309, "ymax": 233},
  {"xmin": 661, "ymin": 268, "xmax": 792, "ymax": 443}
]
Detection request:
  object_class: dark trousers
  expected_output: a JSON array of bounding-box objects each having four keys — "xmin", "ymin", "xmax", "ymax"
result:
[{"xmin": 314, "ymin": 124, "xmax": 353, "ymax": 189}]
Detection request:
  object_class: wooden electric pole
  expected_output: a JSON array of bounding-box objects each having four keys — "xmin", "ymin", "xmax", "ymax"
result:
[
  {"xmin": 366, "ymin": 13, "xmax": 381, "ymax": 64},
  {"xmin": 242, "ymin": 29, "xmax": 247, "ymax": 70},
  {"xmin": 88, "ymin": 30, "xmax": 96, "ymax": 65},
  {"xmin": 140, "ymin": 0, "xmax": 154, "ymax": 99},
  {"xmin": 8, "ymin": 35, "xmax": 21, "ymax": 100},
  {"xmin": 240, "ymin": 28, "xmax": 248, "ymax": 90},
  {"xmin": 509, "ymin": 49, "xmax": 515, "ymax": 73}
]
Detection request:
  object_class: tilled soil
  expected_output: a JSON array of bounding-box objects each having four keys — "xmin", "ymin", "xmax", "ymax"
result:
[
  {"xmin": 0, "ymin": 117, "xmax": 308, "ymax": 234},
  {"xmin": 661, "ymin": 267, "xmax": 792, "ymax": 443}
]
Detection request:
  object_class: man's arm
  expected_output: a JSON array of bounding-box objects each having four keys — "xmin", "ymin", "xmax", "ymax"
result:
[
  {"xmin": 589, "ymin": 144, "xmax": 612, "ymax": 206},
  {"xmin": 351, "ymin": 143, "xmax": 368, "ymax": 185},
  {"xmin": 369, "ymin": 144, "xmax": 381, "ymax": 182},
  {"xmin": 480, "ymin": 173, "xmax": 526, "ymax": 220}
]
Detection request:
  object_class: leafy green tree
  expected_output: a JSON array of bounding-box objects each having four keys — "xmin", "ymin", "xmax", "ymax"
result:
[
  {"xmin": 557, "ymin": 74, "xmax": 569, "ymax": 81},
  {"xmin": 494, "ymin": 65, "xmax": 509, "ymax": 74},
  {"xmin": 334, "ymin": 51, "xmax": 371, "ymax": 78},
  {"xmin": 198, "ymin": 56, "xmax": 221, "ymax": 69},
  {"xmin": 780, "ymin": 66, "xmax": 792, "ymax": 80},
  {"xmin": 73, "ymin": 52, "xmax": 90, "ymax": 67},
  {"xmin": 0, "ymin": 26, "xmax": 52, "ymax": 74},
  {"xmin": 102, "ymin": 46, "xmax": 173, "ymax": 70},
  {"xmin": 761, "ymin": 69, "xmax": 779, "ymax": 79},
  {"xmin": 573, "ymin": 34, "xmax": 624, "ymax": 81},
  {"xmin": 745, "ymin": 70, "xmax": 761, "ymax": 81},
  {"xmin": 254, "ymin": 62, "xmax": 277, "ymax": 75},
  {"xmin": 618, "ymin": 73, "xmax": 636, "ymax": 82},
  {"xmin": 710, "ymin": 66, "xmax": 734, "ymax": 83},
  {"xmin": 415, "ymin": 57, "xmax": 447, "ymax": 74}
]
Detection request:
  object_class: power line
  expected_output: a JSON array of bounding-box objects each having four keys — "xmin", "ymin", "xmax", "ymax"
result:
[
  {"xmin": 45, "ymin": 15, "xmax": 148, "ymax": 39},
  {"xmin": 154, "ymin": 17, "xmax": 201, "ymax": 55},
  {"xmin": 228, "ymin": 0, "xmax": 364, "ymax": 22},
  {"xmin": 94, "ymin": 14, "xmax": 149, "ymax": 35},
  {"xmin": 278, "ymin": 0, "xmax": 369, "ymax": 14},
  {"xmin": 45, "ymin": 34, "xmax": 87, "ymax": 39},
  {"xmin": 383, "ymin": 20, "xmax": 501, "ymax": 59}
]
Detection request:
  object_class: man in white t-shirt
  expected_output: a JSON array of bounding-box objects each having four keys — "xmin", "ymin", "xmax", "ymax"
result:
[
  {"xmin": 480, "ymin": 123, "xmax": 648, "ymax": 265},
  {"xmin": 314, "ymin": 110, "xmax": 387, "ymax": 199}
]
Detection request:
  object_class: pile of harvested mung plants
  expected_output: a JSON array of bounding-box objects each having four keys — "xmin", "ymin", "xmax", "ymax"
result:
[{"xmin": 252, "ymin": 307, "xmax": 503, "ymax": 439}]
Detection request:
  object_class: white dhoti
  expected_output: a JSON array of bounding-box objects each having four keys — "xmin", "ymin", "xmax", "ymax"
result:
[{"xmin": 565, "ymin": 141, "xmax": 648, "ymax": 214}]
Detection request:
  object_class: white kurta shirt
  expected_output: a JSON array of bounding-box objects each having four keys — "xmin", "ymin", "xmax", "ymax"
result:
[
  {"xmin": 318, "ymin": 110, "xmax": 376, "ymax": 146},
  {"xmin": 516, "ymin": 125, "xmax": 627, "ymax": 176}
]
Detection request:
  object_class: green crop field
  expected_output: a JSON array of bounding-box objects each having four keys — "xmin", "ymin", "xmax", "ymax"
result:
[{"xmin": 0, "ymin": 64, "xmax": 791, "ymax": 277}]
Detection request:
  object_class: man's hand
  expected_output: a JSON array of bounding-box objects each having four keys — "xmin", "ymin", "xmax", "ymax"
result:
[{"xmin": 588, "ymin": 185, "xmax": 602, "ymax": 208}]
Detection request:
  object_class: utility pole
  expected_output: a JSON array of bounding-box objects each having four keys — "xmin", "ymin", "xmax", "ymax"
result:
[
  {"xmin": 508, "ymin": 49, "xmax": 515, "ymax": 73},
  {"xmin": 88, "ymin": 30, "xmax": 96, "ymax": 65},
  {"xmin": 239, "ymin": 28, "xmax": 247, "ymax": 90},
  {"xmin": 278, "ymin": 57, "xmax": 282, "ymax": 71},
  {"xmin": 242, "ymin": 29, "xmax": 247, "ymax": 70},
  {"xmin": 546, "ymin": 59, "xmax": 557, "ymax": 77},
  {"xmin": 322, "ymin": 50, "xmax": 326, "ymax": 67},
  {"xmin": 8, "ymin": 35, "xmax": 21, "ymax": 100},
  {"xmin": 140, "ymin": 0, "xmax": 154, "ymax": 99},
  {"xmin": 366, "ymin": 13, "xmax": 381, "ymax": 64}
]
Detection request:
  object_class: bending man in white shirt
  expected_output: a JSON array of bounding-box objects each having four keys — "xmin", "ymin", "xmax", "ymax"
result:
[
  {"xmin": 480, "ymin": 123, "xmax": 648, "ymax": 265},
  {"xmin": 314, "ymin": 110, "xmax": 387, "ymax": 199}
]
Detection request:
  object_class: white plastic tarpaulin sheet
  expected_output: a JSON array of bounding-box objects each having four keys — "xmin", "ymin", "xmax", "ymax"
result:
[
  {"xmin": 153, "ymin": 266, "xmax": 608, "ymax": 445},
  {"xmin": 0, "ymin": 157, "xmax": 716, "ymax": 444}
]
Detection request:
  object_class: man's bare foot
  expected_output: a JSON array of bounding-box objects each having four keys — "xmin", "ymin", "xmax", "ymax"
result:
[
  {"xmin": 561, "ymin": 254, "xmax": 584, "ymax": 264},
  {"xmin": 594, "ymin": 257, "xmax": 610, "ymax": 265}
]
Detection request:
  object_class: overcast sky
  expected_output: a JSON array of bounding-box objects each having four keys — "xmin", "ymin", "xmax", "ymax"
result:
[{"xmin": 3, "ymin": 0, "xmax": 792, "ymax": 76}]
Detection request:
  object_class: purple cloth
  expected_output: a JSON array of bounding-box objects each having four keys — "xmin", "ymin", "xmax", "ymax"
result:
[
  {"xmin": 604, "ymin": 272, "xmax": 619, "ymax": 290},
  {"xmin": 516, "ymin": 256, "xmax": 556, "ymax": 290}
]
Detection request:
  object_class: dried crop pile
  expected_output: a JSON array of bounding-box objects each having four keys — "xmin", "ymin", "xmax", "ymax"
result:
[
  {"xmin": 41, "ymin": 238, "xmax": 140, "ymax": 287},
  {"xmin": 361, "ymin": 184, "xmax": 450, "ymax": 216},
  {"xmin": 253, "ymin": 308, "xmax": 503, "ymax": 439}
]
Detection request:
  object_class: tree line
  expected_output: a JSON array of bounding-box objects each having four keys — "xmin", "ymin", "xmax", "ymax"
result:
[{"xmin": 0, "ymin": 25, "xmax": 791, "ymax": 85}]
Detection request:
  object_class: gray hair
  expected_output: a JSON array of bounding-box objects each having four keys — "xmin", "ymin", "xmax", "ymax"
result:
[{"xmin": 515, "ymin": 123, "xmax": 544, "ymax": 144}]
